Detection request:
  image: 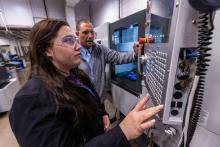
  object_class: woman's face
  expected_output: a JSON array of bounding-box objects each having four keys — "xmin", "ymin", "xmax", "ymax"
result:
[{"xmin": 46, "ymin": 25, "xmax": 81, "ymax": 73}]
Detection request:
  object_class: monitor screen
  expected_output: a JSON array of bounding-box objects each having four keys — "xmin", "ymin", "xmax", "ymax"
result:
[
  {"xmin": 113, "ymin": 24, "xmax": 139, "ymax": 81},
  {"xmin": 149, "ymin": 14, "xmax": 171, "ymax": 43},
  {"xmin": 110, "ymin": 9, "xmax": 146, "ymax": 95}
]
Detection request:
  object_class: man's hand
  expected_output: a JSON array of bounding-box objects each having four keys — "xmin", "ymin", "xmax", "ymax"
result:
[
  {"xmin": 133, "ymin": 42, "xmax": 143, "ymax": 57},
  {"xmin": 102, "ymin": 115, "xmax": 111, "ymax": 132}
]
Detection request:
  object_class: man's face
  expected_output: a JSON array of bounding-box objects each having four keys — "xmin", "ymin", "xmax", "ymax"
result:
[{"xmin": 76, "ymin": 22, "xmax": 96, "ymax": 49}]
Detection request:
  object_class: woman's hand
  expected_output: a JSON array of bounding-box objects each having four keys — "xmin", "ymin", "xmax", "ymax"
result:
[{"xmin": 119, "ymin": 95, "xmax": 163, "ymax": 141}]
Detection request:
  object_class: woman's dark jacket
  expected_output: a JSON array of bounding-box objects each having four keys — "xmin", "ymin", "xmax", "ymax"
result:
[{"xmin": 9, "ymin": 76, "xmax": 130, "ymax": 147}]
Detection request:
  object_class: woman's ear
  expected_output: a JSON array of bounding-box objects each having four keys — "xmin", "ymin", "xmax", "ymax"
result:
[{"xmin": 45, "ymin": 47, "xmax": 53, "ymax": 59}]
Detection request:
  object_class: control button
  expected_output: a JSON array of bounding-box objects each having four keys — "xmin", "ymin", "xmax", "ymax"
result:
[
  {"xmin": 171, "ymin": 101, "xmax": 176, "ymax": 108},
  {"xmin": 177, "ymin": 102, "xmax": 183, "ymax": 108},
  {"xmin": 175, "ymin": 83, "xmax": 182, "ymax": 90},
  {"xmin": 177, "ymin": 74, "xmax": 189, "ymax": 80},
  {"xmin": 179, "ymin": 62, "xmax": 188, "ymax": 72},
  {"xmin": 171, "ymin": 110, "xmax": 179, "ymax": 116},
  {"xmin": 173, "ymin": 92, "xmax": 182, "ymax": 99}
]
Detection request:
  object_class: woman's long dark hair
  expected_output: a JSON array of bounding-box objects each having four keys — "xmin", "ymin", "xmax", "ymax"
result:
[{"xmin": 29, "ymin": 19, "xmax": 100, "ymax": 127}]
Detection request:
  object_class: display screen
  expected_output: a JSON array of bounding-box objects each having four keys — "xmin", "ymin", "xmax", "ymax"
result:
[
  {"xmin": 149, "ymin": 14, "xmax": 171, "ymax": 43},
  {"xmin": 110, "ymin": 9, "xmax": 145, "ymax": 95},
  {"xmin": 113, "ymin": 24, "xmax": 139, "ymax": 81}
]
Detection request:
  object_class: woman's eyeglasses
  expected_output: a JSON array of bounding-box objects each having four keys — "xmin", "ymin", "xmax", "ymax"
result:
[{"xmin": 54, "ymin": 35, "xmax": 79, "ymax": 47}]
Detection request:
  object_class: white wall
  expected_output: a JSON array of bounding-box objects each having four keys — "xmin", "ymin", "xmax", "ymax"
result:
[
  {"xmin": 45, "ymin": 0, "xmax": 66, "ymax": 20},
  {"xmin": 29, "ymin": 0, "xmax": 47, "ymax": 23},
  {"xmin": 0, "ymin": 0, "xmax": 67, "ymax": 57},
  {"xmin": 0, "ymin": 0, "xmax": 34, "ymax": 27},
  {"xmin": 74, "ymin": 1, "xmax": 90, "ymax": 23},
  {"xmin": 90, "ymin": 0, "xmax": 119, "ymax": 27},
  {"xmin": 30, "ymin": 0, "xmax": 66, "ymax": 22},
  {"xmin": 87, "ymin": 0, "xmax": 174, "ymax": 27},
  {"xmin": 120, "ymin": 0, "xmax": 146, "ymax": 18},
  {"xmin": 65, "ymin": 0, "xmax": 83, "ymax": 30},
  {"xmin": 73, "ymin": 0, "xmax": 146, "ymax": 27},
  {"xmin": 66, "ymin": 0, "xmax": 90, "ymax": 31},
  {"xmin": 0, "ymin": 37, "xmax": 10, "ymax": 46},
  {"xmin": 66, "ymin": 6, "xmax": 77, "ymax": 30},
  {"xmin": 88, "ymin": 0, "xmax": 145, "ymax": 27},
  {"xmin": 0, "ymin": 0, "xmax": 66, "ymax": 28}
]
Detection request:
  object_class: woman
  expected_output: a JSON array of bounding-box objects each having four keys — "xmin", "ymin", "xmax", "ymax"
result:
[{"xmin": 9, "ymin": 19, "xmax": 163, "ymax": 147}]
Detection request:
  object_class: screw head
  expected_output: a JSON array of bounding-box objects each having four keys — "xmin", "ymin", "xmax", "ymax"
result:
[{"xmin": 176, "ymin": 2, "xmax": 179, "ymax": 7}]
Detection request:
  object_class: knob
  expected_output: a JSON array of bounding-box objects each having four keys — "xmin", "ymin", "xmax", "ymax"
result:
[
  {"xmin": 175, "ymin": 83, "xmax": 182, "ymax": 90},
  {"xmin": 165, "ymin": 127, "xmax": 177, "ymax": 137},
  {"xmin": 171, "ymin": 110, "xmax": 179, "ymax": 116},
  {"xmin": 177, "ymin": 74, "xmax": 189, "ymax": 80},
  {"xmin": 179, "ymin": 62, "xmax": 188, "ymax": 72},
  {"xmin": 173, "ymin": 92, "xmax": 182, "ymax": 99}
]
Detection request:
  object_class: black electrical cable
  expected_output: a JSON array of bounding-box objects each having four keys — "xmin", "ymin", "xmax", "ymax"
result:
[
  {"xmin": 118, "ymin": 0, "xmax": 121, "ymax": 19},
  {"xmin": 43, "ymin": 0, "xmax": 48, "ymax": 19},
  {"xmin": 185, "ymin": 11, "xmax": 214, "ymax": 147}
]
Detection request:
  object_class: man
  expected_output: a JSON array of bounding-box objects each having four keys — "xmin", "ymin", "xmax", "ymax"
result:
[{"xmin": 76, "ymin": 19, "xmax": 142, "ymax": 130}]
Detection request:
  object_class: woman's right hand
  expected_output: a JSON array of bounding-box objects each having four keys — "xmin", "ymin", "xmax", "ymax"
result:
[{"xmin": 119, "ymin": 95, "xmax": 163, "ymax": 141}]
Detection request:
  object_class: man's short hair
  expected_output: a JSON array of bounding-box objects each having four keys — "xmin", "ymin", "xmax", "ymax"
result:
[{"xmin": 76, "ymin": 19, "xmax": 92, "ymax": 31}]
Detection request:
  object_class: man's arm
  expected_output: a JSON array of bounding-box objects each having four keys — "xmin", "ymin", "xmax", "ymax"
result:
[
  {"xmin": 100, "ymin": 43, "xmax": 141, "ymax": 64},
  {"xmin": 102, "ymin": 45, "xmax": 136, "ymax": 64}
]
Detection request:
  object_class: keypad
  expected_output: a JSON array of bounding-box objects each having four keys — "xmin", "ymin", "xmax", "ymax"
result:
[{"xmin": 144, "ymin": 50, "xmax": 168, "ymax": 105}]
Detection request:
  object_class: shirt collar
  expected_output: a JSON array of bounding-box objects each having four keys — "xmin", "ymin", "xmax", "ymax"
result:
[
  {"xmin": 80, "ymin": 46, "xmax": 92, "ymax": 62},
  {"xmin": 81, "ymin": 46, "xmax": 93, "ymax": 53}
]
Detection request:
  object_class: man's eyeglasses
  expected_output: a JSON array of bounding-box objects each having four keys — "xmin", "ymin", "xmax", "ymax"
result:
[{"xmin": 53, "ymin": 35, "xmax": 79, "ymax": 47}]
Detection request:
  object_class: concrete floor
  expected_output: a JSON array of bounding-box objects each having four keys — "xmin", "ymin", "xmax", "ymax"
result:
[{"xmin": 0, "ymin": 112, "xmax": 19, "ymax": 147}]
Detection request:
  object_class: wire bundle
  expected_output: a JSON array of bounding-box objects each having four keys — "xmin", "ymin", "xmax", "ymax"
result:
[{"xmin": 186, "ymin": 11, "xmax": 214, "ymax": 147}]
